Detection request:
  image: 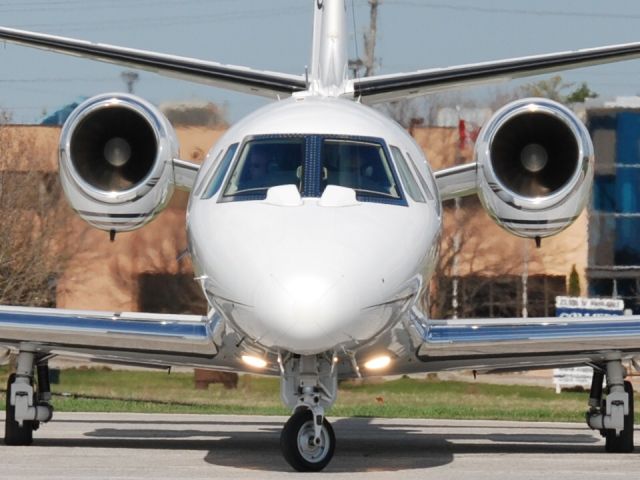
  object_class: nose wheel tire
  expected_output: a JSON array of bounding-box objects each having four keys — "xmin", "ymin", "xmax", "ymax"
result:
[
  {"xmin": 4, "ymin": 374, "xmax": 35, "ymax": 446},
  {"xmin": 605, "ymin": 380, "xmax": 634, "ymax": 453},
  {"xmin": 280, "ymin": 409, "xmax": 335, "ymax": 472}
]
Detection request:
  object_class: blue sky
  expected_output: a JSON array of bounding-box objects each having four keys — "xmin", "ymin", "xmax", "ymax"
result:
[{"xmin": 2, "ymin": 0, "xmax": 640, "ymax": 123}]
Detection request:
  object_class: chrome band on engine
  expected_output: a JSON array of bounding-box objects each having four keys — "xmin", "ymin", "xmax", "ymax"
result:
[
  {"xmin": 475, "ymin": 98, "xmax": 593, "ymax": 238},
  {"xmin": 58, "ymin": 93, "xmax": 180, "ymax": 232}
]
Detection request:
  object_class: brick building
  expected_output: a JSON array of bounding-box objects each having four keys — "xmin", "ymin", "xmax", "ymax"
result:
[{"xmin": 0, "ymin": 124, "xmax": 587, "ymax": 318}]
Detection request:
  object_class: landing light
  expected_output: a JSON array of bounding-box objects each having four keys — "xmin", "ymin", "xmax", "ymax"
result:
[
  {"xmin": 241, "ymin": 355, "xmax": 267, "ymax": 369},
  {"xmin": 363, "ymin": 355, "xmax": 391, "ymax": 370}
]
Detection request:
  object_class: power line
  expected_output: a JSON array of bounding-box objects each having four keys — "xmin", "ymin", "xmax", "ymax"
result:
[
  {"xmin": 0, "ymin": 77, "xmax": 111, "ymax": 83},
  {"xmin": 388, "ymin": 1, "xmax": 640, "ymax": 20},
  {"xmin": 9, "ymin": 6, "xmax": 308, "ymax": 32},
  {"xmin": 0, "ymin": 0, "xmax": 239, "ymax": 11}
]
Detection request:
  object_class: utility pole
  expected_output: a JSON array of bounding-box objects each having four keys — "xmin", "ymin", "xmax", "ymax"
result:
[
  {"xmin": 349, "ymin": 0, "xmax": 380, "ymax": 78},
  {"xmin": 451, "ymin": 105, "xmax": 463, "ymax": 319},
  {"xmin": 363, "ymin": 0, "xmax": 379, "ymax": 77}
]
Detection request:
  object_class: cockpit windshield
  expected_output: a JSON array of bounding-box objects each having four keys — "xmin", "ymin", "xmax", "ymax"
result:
[
  {"xmin": 322, "ymin": 139, "xmax": 399, "ymax": 199},
  {"xmin": 219, "ymin": 134, "xmax": 406, "ymax": 205},
  {"xmin": 223, "ymin": 138, "xmax": 304, "ymax": 196}
]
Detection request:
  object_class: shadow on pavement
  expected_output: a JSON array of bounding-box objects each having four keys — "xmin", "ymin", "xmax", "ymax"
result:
[{"xmin": 26, "ymin": 416, "xmax": 604, "ymax": 473}]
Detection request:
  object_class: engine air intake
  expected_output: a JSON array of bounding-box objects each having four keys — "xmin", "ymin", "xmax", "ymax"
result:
[
  {"xmin": 59, "ymin": 93, "xmax": 179, "ymax": 232},
  {"xmin": 70, "ymin": 107, "xmax": 158, "ymax": 192},
  {"xmin": 491, "ymin": 112, "xmax": 579, "ymax": 198},
  {"xmin": 475, "ymin": 98, "xmax": 593, "ymax": 238}
]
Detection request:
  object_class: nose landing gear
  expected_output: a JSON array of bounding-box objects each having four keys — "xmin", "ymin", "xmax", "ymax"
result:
[
  {"xmin": 279, "ymin": 354, "xmax": 337, "ymax": 471},
  {"xmin": 280, "ymin": 408, "xmax": 336, "ymax": 471}
]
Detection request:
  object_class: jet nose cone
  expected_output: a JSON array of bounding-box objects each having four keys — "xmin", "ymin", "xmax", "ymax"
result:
[
  {"xmin": 265, "ymin": 275, "xmax": 338, "ymax": 320},
  {"xmin": 250, "ymin": 273, "xmax": 370, "ymax": 354},
  {"xmin": 254, "ymin": 274, "xmax": 357, "ymax": 354}
]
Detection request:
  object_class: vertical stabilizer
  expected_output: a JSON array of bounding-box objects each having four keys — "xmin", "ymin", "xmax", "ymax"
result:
[{"xmin": 309, "ymin": 0, "xmax": 348, "ymax": 96}]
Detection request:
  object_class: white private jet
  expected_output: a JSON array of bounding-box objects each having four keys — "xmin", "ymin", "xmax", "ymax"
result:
[{"xmin": 2, "ymin": 0, "xmax": 640, "ymax": 471}]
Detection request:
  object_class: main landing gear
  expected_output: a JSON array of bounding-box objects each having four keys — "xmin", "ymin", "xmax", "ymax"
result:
[
  {"xmin": 279, "ymin": 354, "xmax": 337, "ymax": 471},
  {"xmin": 4, "ymin": 347, "xmax": 53, "ymax": 446},
  {"xmin": 586, "ymin": 359, "xmax": 635, "ymax": 453}
]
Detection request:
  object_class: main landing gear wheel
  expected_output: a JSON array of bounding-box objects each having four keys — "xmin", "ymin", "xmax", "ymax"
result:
[
  {"xmin": 4, "ymin": 374, "xmax": 34, "ymax": 446},
  {"xmin": 280, "ymin": 409, "xmax": 335, "ymax": 472},
  {"xmin": 605, "ymin": 380, "xmax": 634, "ymax": 453}
]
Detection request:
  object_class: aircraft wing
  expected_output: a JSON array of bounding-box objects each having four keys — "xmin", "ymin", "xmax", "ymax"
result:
[
  {"xmin": 352, "ymin": 41, "xmax": 640, "ymax": 104},
  {"xmin": 0, "ymin": 305, "xmax": 263, "ymax": 373},
  {"xmin": 0, "ymin": 27, "xmax": 307, "ymax": 99},
  {"xmin": 172, "ymin": 158, "xmax": 200, "ymax": 191},
  {"xmin": 433, "ymin": 163, "xmax": 477, "ymax": 201},
  {"xmin": 399, "ymin": 310, "xmax": 640, "ymax": 374},
  {"xmin": 3, "ymin": 305, "xmax": 640, "ymax": 378}
]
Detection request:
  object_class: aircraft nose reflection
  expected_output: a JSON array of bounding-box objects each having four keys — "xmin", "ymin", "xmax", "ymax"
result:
[{"xmin": 253, "ymin": 273, "xmax": 356, "ymax": 354}]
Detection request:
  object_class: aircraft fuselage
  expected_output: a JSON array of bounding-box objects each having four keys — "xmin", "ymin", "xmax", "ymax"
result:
[{"xmin": 187, "ymin": 95, "xmax": 441, "ymax": 354}]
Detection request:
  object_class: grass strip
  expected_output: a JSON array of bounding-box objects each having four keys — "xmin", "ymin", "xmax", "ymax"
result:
[{"xmin": 0, "ymin": 366, "xmax": 637, "ymax": 422}]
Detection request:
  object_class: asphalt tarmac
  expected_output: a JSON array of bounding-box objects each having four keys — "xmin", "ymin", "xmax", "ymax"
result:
[{"xmin": 1, "ymin": 413, "xmax": 639, "ymax": 479}]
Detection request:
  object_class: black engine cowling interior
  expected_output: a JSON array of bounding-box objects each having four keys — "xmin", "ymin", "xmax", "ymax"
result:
[
  {"xmin": 490, "ymin": 112, "xmax": 579, "ymax": 197},
  {"xmin": 70, "ymin": 107, "xmax": 158, "ymax": 191}
]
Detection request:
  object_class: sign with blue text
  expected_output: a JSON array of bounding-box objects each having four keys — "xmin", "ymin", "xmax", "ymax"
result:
[
  {"xmin": 555, "ymin": 296, "xmax": 624, "ymax": 317},
  {"xmin": 553, "ymin": 296, "xmax": 624, "ymax": 392}
]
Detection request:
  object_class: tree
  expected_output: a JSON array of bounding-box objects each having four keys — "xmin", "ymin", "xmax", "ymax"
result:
[
  {"xmin": 520, "ymin": 75, "xmax": 572, "ymax": 102},
  {"xmin": 565, "ymin": 82, "xmax": 598, "ymax": 104},
  {"xmin": 520, "ymin": 75, "xmax": 598, "ymax": 104},
  {"xmin": 424, "ymin": 198, "xmax": 533, "ymax": 319},
  {"xmin": 425, "ymin": 199, "xmax": 574, "ymax": 320},
  {"xmin": 0, "ymin": 115, "xmax": 76, "ymax": 307},
  {"xmin": 568, "ymin": 264, "xmax": 581, "ymax": 297}
]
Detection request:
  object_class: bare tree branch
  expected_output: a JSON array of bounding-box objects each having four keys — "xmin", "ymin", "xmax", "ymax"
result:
[{"xmin": 0, "ymin": 120, "xmax": 76, "ymax": 307}]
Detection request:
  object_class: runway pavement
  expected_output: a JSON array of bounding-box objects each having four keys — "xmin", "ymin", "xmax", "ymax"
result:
[{"xmin": 1, "ymin": 412, "xmax": 639, "ymax": 479}]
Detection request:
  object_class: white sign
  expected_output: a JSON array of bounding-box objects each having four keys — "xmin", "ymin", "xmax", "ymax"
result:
[
  {"xmin": 555, "ymin": 296, "xmax": 624, "ymax": 311},
  {"xmin": 553, "ymin": 367, "xmax": 593, "ymax": 393},
  {"xmin": 553, "ymin": 296, "xmax": 624, "ymax": 392}
]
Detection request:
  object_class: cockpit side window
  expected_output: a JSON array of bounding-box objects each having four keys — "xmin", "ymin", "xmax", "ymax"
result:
[
  {"xmin": 193, "ymin": 149, "xmax": 223, "ymax": 198},
  {"xmin": 322, "ymin": 139, "xmax": 400, "ymax": 199},
  {"xmin": 201, "ymin": 143, "xmax": 238, "ymax": 199},
  {"xmin": 390, "ymin": 146, "xmax": 425, "ymax": 203},
  {"xmin": 223, "ymin": 138, "xmax": 304, "ymax": 197},
  {"xmin": 406, "ymin": 152, "xmax": 435, "ymax": 201}
]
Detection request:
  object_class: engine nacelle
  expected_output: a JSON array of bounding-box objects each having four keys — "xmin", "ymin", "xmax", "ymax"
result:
[
  {"xmin": 475, "ymin": 98, "xmax": 594, "ymax": 238},
  {"xmin": 59, "ymin": 93, "xmax": 179, "ymax": 232}
]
